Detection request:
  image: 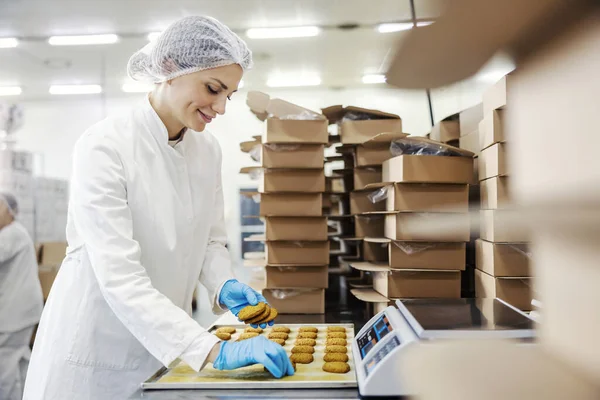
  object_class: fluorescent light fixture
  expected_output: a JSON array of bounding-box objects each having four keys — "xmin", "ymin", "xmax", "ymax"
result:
[
  {"xmin": 377, "ymin": 21, "xmax": 433, "ymax": 33},
  {"xmin": 147, "ymin": 32, "xmax": 162, "ymax": 41},
  {"xmin": 48, "ymin": 34, "xmax": 119, "ymax": 46},
  {"xmin": 0, "ymin": 38, "xmax": 18, "ymax": 48},
  {"xmin": 266, "ymin": 76, "xmax": 321, "ymax": 88},
  {"xmin": 122, "ymin": 82, "xmax": 155, "ymax": 93},
  {"xmin": 0, "ymin": 86, "xmax": 22, "ymax": 96},
  {"xmin": 362, "ymin": 74, "xmax": 386, "ymax": 84},
  {"xmin": 246, "ymin": 26, "xmax": 320, "ymax": 39},
  {"xmin": 49, "ymin": 84, "xmax": 102, "ymax": 95}
]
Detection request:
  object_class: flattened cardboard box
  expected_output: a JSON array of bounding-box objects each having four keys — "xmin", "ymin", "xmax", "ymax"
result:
[
  {"xmin": 39, "ymin": 242, "xmax": 67, "ymax": 266},
  {"xmin": 383, "ymin": 155, "xmax": 474, "ymax": 184},
  {"xmin": 263, "ymin": 288, "xmax": 325, "ymax": 314},
  {"xmin": 459, "ymin": 129, "xmax": 480, "ymax": 155},
  {"xmin": 459, "ymin": 103, "xmax": 483, "ymax": 136},
  {"xmin": 354, "ymin": 167, "xmax": 382, "ymax": 190},
  {"xmin": 430, "ymin": 120, "xmax": 460, "ymax": 143},
  {"xmin": 385, "ymin": 212, "xmax": 471, "ymax": 242},
  {"xmin": 265, "ymin": 241, "xmax": 329, "ymax": 265},
  {"xmin": 261, "ymin": 144, "xmax": 324, "ymax": 169},
  {"xmin": 252, "ymin": 193, "xmax": 322, "ymax": 217},
  {"xmin": 321, "ymin": 105, "xmax": 403, "ymax": 144},
  {"xmin": 479, "ymin": 109, "xmax": 505, "ymax": 151},
  {"xmin": 364, "ymin": 238, "xmax": 466, "ymax": 270},
  {"xmin": 480, "ymin": 210, "xmax": 530, "ymax": 243},
  {"xmin": 355, "ymin": 215, "xmax": 385, "ymax": 238},
  {"xmin": 475, "ymin": 269, "xmax": 532, "ymax": 311},
  {"xmin": 480, "ymin": 176, "xmax": 510, "ymax": 210},
  {"xmin": 479, "ymin": 143, "xmax": 507, "ymax": 181},
  {"xmin": 476, "ymin": 239, "xmax": 531, "ymax": 277},
  {"xmin": 265, "ymin": 217, "xmax": 327, "ymax": 241},
  {"xmin": 350, "ymin": 191, "xmax": 385, "ymax": 215},
  {"xmin": 265, "ymin": 265, "xmax": 328, "ymax": 289},
  {"xmin": 368, "ymin": 183, "xmax": 469, "ymax": 213},
  {"xmin": 351, "ymin": 288, "xmax": 397, "ymax": 315}
]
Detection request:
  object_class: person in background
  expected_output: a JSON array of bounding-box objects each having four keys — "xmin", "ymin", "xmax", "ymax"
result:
[
  {"xmin": 0, "ymin": 192, "xmax": 43, "ymax": 400},
  {"xmin": 24, "ymin": 16, "xmax": 293, "ymax": 400}
]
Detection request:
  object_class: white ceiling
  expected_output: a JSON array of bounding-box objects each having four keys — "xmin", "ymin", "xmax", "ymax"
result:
[{"xmin": 0, "ymin": 0, "xmax": 454, "ymax": 99}]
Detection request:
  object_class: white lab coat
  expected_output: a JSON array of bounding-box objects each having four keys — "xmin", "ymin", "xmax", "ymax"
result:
[
  {"xmin": 23, "ymin": 97, "xmax": 234, "ymax": 399},
  {"xmin": 0, "ymin": 221, "xmax": 43, "ymax": 400}
]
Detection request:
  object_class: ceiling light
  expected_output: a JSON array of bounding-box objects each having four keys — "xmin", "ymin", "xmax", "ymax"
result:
[
  {"xmin": 122, "ymin": 82, "xmax": 155, "ymax": 93},
  {"xmin": 362, "ymin": 74, "xmax": 386, "ymax": 84},
  {"xmin": 48, "ymin": 34, "xmax": 119, "ymax": 46},
  {"xmin": 266, "ymin": 76, "xmax": 321, "ymax": 88},
  {"xmin": 0, "ymin": 86, "xmax": 22, "ymax": 96},
  {"xmin": 49, "ymin": 84, "xmax": 102, "ymax": 95},
  {"xmin": 0, "ymin": 38, "xmax": 18, "ymax": 48},
  {"xmin": 147, "ymin": 32, "xmax": 162, "ymax": 41},
  {"xmin": 246, "ymin": 26, "xmax": 321, "ymax": 39},
  {"xmin": 377, "ymin": 21, "xmax": 433, "ymax": 33}
]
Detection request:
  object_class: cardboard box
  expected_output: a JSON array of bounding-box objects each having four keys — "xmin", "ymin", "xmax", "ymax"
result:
[
  {"xmin": 354, "ymin": 167, "xmax": 382, "ymax": 190},
  {"xmin": 363, "ymin": 240, "xmax": 389, "ymax": 263},
  {"xmin": 430, "ymin": 120, "xmax": 460, "ymax": 143},
  {"xmin": 265, "ymin": 265, "xmax": 328, "ymax": 289},
  {"xmin": 479, "ymin": 143, "xmax": 507, "ymax": 181},
  {"xmin": 260, "ymin": 144, "xmax": 324, "ymax": 169},
  {"xmin": 265, "ymin": 217, "xmax": 327, "ymax": 241},
  {"xmin": 479, "ymin": 109, "xmax": 505, "ymax": 151},
  {"xmin": 483, "ymin": 75, "xmax": 513, "ymax": 115},
  {"xmin": 364, "ymin": 238, "xmax": 466, "ymax": 270},
  {"xmin": 350, "ymin": 190, "xmax": 386, "ymax": 215},
  {"xmin": 351, "ymin": 262, "xmax": 461, "ymax": 298},
  {"xmin": 355, "ymin": 145, "xmax": 392, "ymax": 167},
  {"xmin": 263, "ymin": 288, "xmax": 325, "ymax": 314},
  {"xmin": 459, "ymin": 103, "xmax": 483, "ymax": 136},
  {"xmin": 38, "ymin": 242, "xmax": 67, "ymax": 266},
  {"xmin": 385, "ymin": 212, "xmax": 471, "ymax": 242},
  {"xmin": 369, "ymin": 183, "xmax": 469, "ymax": 212},
  {"xmin": 257, "ymin": 193, "xmax": 322, "ymax": 217},
  {"xmin": 480, "ymin": 210, "xmax": 530, "ymax": 243},
  {"xmin": 355, "ymin": 215, "xmax": 385, "ymax": 238},
  {"xmin": 481, "ymin": 176, "xmax": 510, "ymax": 209},
  {"xmin": 476, "ymin": 239, "xmax": 531, "ymax": 277},
  {"xmin": 38, "ymin": 266, "xmax": 59, "ymax": 301},
  {"xmin": 383, "ymin": 155, "xmax": 474, "ymax": 184},
  {"xmin": 475, "ymin": 269, "xmax": 532, "ymax": 311},
  {"xmin": 241, "ymin": 168, "xmax": 325, "ymax": 193},
  {"xmin": 265, "ymin": 241, "xmax": 329, "ymax": 265},
  {"xmin": 351, "ymin": 288, "xmax": 396, "ymax": 314},
  {"xmin": 459, "ymin": 129, "xmax": 480, "ymax": 154},
  {"xmin": 321, "ymin": 105, "xmax": 403, "ymax": 144}
]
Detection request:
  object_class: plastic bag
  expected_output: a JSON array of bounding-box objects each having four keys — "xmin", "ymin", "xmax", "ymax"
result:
[
  {"xmin": 249, "ymin": 144, "xmax": 261, "ymax": 162},
  {"xmin": 341, "ymin": 111, "xmax": 376, "ymax": 121},
  {"xmin": 392, "ymin": 241, "xmax": 436, "ymax": 255},
  {"xmin": 268, "ymin": 288, "xmax": 319, "ymax": 300},
  {"xmin": 249, "ymin": 168, "xmax": 263, "ymax": 180},
  {"xmin": 276, "ymin": 110, "xmax": 323, "ymax": 120},
  {"xmin": 368, "ymin": 186, "xmax": 391, "ymax": 204},
  {"xmin": 390, "ymin": 138, "xmax": 464, "ymax": 157},
  {"xmin": 264, "ymin": 143, "xmax": 302, "ymax": 152},
  {"xmin": 252, "ymin": 194, "xmax": 261, "ymax": 203}
]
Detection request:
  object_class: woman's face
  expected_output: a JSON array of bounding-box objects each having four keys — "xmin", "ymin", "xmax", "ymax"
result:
[{"xmin": 166, "ymin": 63, "xmax": 243, "ymax": 132}]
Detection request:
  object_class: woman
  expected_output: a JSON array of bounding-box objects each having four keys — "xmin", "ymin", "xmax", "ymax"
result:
[{"xmin": 24, "ymin": 16, "xmax": 293, "ymax": 400}]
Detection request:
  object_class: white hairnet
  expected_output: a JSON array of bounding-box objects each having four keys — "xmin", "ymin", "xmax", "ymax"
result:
[
  {"xmin": 0, "ymin": 192, "xmax": 18, "ymax": 217},
  {"xmin": 128, "ymin": 16, "xmax": 253, "ymax": 83}
]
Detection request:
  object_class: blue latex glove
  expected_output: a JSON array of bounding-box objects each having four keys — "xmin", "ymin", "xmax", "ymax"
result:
[
  {"xmin": 219, "ymin": 279, "xmax": 274, "ymax": 328},
  {"xmin": 212, "ymin": 336, "xmax": 295, "ymax": 378}
]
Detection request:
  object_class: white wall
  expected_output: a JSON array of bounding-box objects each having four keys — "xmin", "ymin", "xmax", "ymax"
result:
[{"xmin": 13, "ymin": 82, "xmax": 489, "ymax": 264}]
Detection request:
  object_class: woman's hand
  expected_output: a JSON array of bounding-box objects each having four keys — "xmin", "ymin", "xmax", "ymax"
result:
[{"xmin": 218, "ymin": 279, "xmax": 274, "ymax": 328}]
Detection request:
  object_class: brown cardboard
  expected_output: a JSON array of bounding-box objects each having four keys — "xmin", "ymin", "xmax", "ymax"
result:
[
  {"xmin": 256, "ymin": 169, "xmax": 325, "ymax": 193},
  {"xmin": 240, "ymin": 138, "xmax": 261, "ymax": 153},
  {"xmin": 263, "ymin": 288, "xmax": 325, "ymax": 314},
  {"xmin": 372, "ymin": 183, "xmax": 469, "ymax": 212},
  {"xmin": 481, "ymin": 176, "xmax": 510, "ymax": 209},
  {"xmin": 459, "ymin": 129, "xmax": 480, "ymax": 155},
  {"xmin": 350, "ymin": 190, "xmax": 386, "ymax": 215},
  {"xmin": 351, "ymin": 288, "xmax": 396, "ymax": 314},
  {"xmin": 258, "ymin": 193, "xmax": 322, "ymax": 217},
  {"xmin": 39, "ymin": 242, "xmax": 67, "ymax": 266},
  {"xmin": 430, "ymin": 120, "xmax": 460, "ymax": 143},
  {"xmin": 476, "ymin": 239, "xmax": 531, "ymax": 277},
  {"xmin": 479, "ymin": 109, "xmax": 505, "ymax": 151},
  {"xmin": 38, "ymin": 266, "xmax": 58, "ymax": 301},
  {"xmin": 321, "ymin": 105, "xmax": 403, "ymax": 145},
  {"xmin": 264, "ymin": 119, "xmax": 329, "ymax": 144},
  {"xmin": 265, "ymin": 217, "xmax": 327, "ymax": 241},
  {"xmin": 354, "ymin": 167, "xmax": 382, "ymax": 190},
  {"xmin": 362, "ymin": 239, "xmax": 389, "ymax": 262},
  {"xmin": 265, "ymin": 265, "xmax": 328, "ymax": 289},
  {"xmin": 265, "ymin": 241, "xmax": 329, "ymax": 265},
  {"xmin": 355, "ymin": 215, "xmax": 385, "ymax": 238},
  {"xmin": 479, "ymin": 143, "xmax": 507, "ymax": 181},
  {"xmin": 383, "ymin": 155, "xmax": 474, "ymax": 184},
  {"xmin": 261, "ymin": 144, "xmax": 324, "ymax": 169},
  {"xmin": 385, "ymin": 212, "xmax": 470, "ymax": 242},
  {"xmin": 480, "ymin": 210, "xmax": 530, "ymax": 242},
  {"xmin": 355, "ymin": 145, "xmax": 392, "ymax": 167},
  {"xmin": 364, "ymin": 238, "xmax": 466, "ymax": 270},
  {"xmin": 475, "ymin": 269, "xmax": 532, "ymax": 311},
  {"xmin": 483, "ymin": 76, "xmax": 514, "ymax": 114},
  {"xmin": 459, "ymin": 104, "xmax": 483, "ymax": 136}
]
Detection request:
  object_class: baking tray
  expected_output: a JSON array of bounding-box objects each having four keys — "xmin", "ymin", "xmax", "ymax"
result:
[{"xmin": 142, "ymin": 323, "xmax": 356, "ymax": 390}]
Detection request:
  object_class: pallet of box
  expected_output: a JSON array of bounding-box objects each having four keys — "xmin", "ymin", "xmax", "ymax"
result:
[
  {"xmin": 243, "ymin": 91, "xmax": 329, "ymax": 314},
  {"xmin": 0, "ymin": 149, "xmax": 35, "ymax": 239},
  {"xmin": 37, "ymin": 241, "xmax": 67, "ymax": 301}
]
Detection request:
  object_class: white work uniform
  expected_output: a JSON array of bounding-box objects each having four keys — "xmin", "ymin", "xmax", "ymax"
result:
[
  {"xmin": 23, "ymin": 97, "xmax": 234, "ymax": 399},
  {"xmin": 0, "ymin": 221, "xmax": 43, "ymax": 400}
]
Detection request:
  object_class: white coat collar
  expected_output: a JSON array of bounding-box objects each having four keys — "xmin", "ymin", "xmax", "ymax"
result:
[{"xmin": 140, "ymin": 95, "xmax": 188, "ymax": 147}]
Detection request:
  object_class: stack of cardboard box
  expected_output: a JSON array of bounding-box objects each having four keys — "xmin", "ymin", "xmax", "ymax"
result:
[
  {"xmin": 0, "ymin": 150, "xmax": 35, "ymax": 239},
  {"xmin": 242, "ymin": 92, "xmax": 329, "ymax": 314},
  {"xmin": 474, "ymin": 75, "xmax": 533, "ymax": 311},
  {"xmin": 430, "ymin": 115, "xmax": 461, "ymax": 147}
]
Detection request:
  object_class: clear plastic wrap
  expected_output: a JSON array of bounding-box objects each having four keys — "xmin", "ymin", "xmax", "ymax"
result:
[
  {"xmin": 269, "ymin": 288, "xmax": 319, "ymax": 300},
  {"xmin": 390, "ymin": 138, "xmax": 465, "ymax": 157},
  {"xmin": 392, "ymin": 241, "xmax": 436, "ymax": 255},
  {"xmin": 252, "ymin": 194, "xmax": 261, "ymax": 203},
  {"xmin": 248, "ymin": 168, "xmax": 263, "ymax": 180},
  {"xmin": 277, "ymin": 110, "xmax": 323, "ymax": 120},
  {"xmin": 367, "ymin": 186, "xmax": 391, "ymax": 204},
  {"xmin": 249, "ymin": 144, "xmax": 261, "ymax": 162},
  {"xmin": 341, "ymin": 111, "xmax": 377, "ymax": 121}
]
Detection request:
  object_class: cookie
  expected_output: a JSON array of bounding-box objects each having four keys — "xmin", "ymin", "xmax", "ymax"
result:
[
  {"xmin": 327, "ymin": 326, "xmax": 346, "ymax": 333},
  {"xmin": 325, "ymin": 345, "xmax": 348, "ymax": 354},
  {"xmin": 290, "ymin": 353, "xmax": 314, "ymax": 364},
  {"xmin": 327, "ymin": 332, "xmax": 347, "ymax": 339},
  {"xmin": 269, "ymin": 338, "xmax": 286, "ymax": 346},
  {"xmin": 324, "ymin": 353, "xmax": 349, "ymax": 363},
  {"xmin": 237, "ymin": 332, "xmax": 259, "ymax": 341},
  {"xmin": 238, "ymin": 303, "xmax": 267, "ymax": 321},
  {"xmin": 298, "ymin": 327, "xmax": 318, "ymax": 333},
  {"xmin": 323, "ymin": 362, "xmax": 350, "ymax": 374},
  {"xmin": 297, "ymin": 332, "xmax": 317, "ymax": 339},
  {"xmin": 268, "ymin": 332, "xmax": 289, "ymax": 340},
  {"xmin": 271, "ymin": 326, "xmax": 291, "ymax": 334},
  {"xmin": 216, "ymin": 327, "xmax": 236, "ymax": 334},
  {"xmin": 291, "ymin": 346, "xmax": 315, "ymax": 354},
  {"xmin": 215, "ymin": 332, "xmax": 231, "ymax": 341},
  {"xmin": 295, "ymin": 338, "xmax": 316, "ymax": 347},
  {"xmin": 246, "ymin": 304, "xmax": 271, "ymax": 325},
  {"xmin": 261, "ymin": 307, "xmax": 279, "ymax": 324},
  {"xmin": 244, "ymin": 327, "xmax": 263, "ymax": 334},
  {"xmin": 326, "ymin": 338, "xmax": 347, "ymax": 346}
]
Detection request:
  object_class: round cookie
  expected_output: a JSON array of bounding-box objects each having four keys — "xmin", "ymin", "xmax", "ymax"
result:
[
  {"xmin": 269, "ymin": 338, "xmax": 286, "ymax": 346},
  {"xmin": 327, "ymin": 332, "xmax": 347, "ymax": 339},
  {"xmin": 244, "ymin": 327, "xmax": 263, "ymax": 334},
  {"xmin": 297, "ymin": 332, "xmax": 317, "ymax": 339},
  {"xmin": 326, "ymin": 338, "xmax": 347, "ymax": 346},
  {"xmin": 216, "ymin": 327, "xmax": 236, "ymax": 334},
  {"xmin": 323, "ymin": 362, "xmax": 350, "ymax": 374},
  {"xmin": 271, "ymin": 326, "xmax": 291, "ymax": 334},
  {"xmin": 246, "ymin": 304, "xmax": 271, "ymax": 325},
  {"xmin": 261, "ymin": 307, "xmax": 279, "ymax": 324},
  {"xmin": 268, "ymin": 332, "xmax": 289, "ymax": 340},
  {"xmin": 237, "ymin": 332, "xmax": 259, "ymax": 341},
  {"xmin": 298, "ymin": 327, "xmax": 318, "ymax": 333},
  {"xmin": 324, "ymin": 353, "xmax": 349, "ymax": 363},
  {"xmin": 295, "ymin": 338, "xmax": 316, "ymax": 347},
  {"xmin": 238, "ymin": 303, "xmax": 267, "ymax": 321},
  {"xmin": 290, "ymin": 353, "xmax": 314, "ymax": 364},
  {"xmin": 327, "ymin": 326, "xmax": 346, "ymax": 333},
  {"xmin": 325, "ymin": 345, "xmax": 348, "ymax": 354},
  {"xmin": 291, "ymin": 345, "xmax": 315, "ymax": 354},
  {"xmin": 215, "ymin": 332, "xmax": 231, "ymax": 341}
]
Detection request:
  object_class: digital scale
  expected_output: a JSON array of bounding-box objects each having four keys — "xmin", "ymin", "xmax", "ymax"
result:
[{"xmin": 351, "ymin": 298, "xmax": 535, "ymax": 396}]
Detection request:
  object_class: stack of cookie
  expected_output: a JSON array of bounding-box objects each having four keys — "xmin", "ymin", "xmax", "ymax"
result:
[
  {"xmin": 290, "ymin": 327, "xmax": 318, "ymax": 364},
  {"xmin": 322, "ymin": 326, "xmax": 350, "ymax": 374}
]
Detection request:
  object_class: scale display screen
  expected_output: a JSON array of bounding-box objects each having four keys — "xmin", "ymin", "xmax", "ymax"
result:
[
  {"xmin": 364, "ymin": 336, "xmax": 400, "ymax": 377},
  {"xmin": 357, "ymin": 314, "xmax": 394, "ymax": 359}
]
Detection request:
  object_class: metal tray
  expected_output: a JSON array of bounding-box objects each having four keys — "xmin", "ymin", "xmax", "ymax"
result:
[{"xmin": 142, "ymin": 323, "xmax": 356, "ymax": 390}]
